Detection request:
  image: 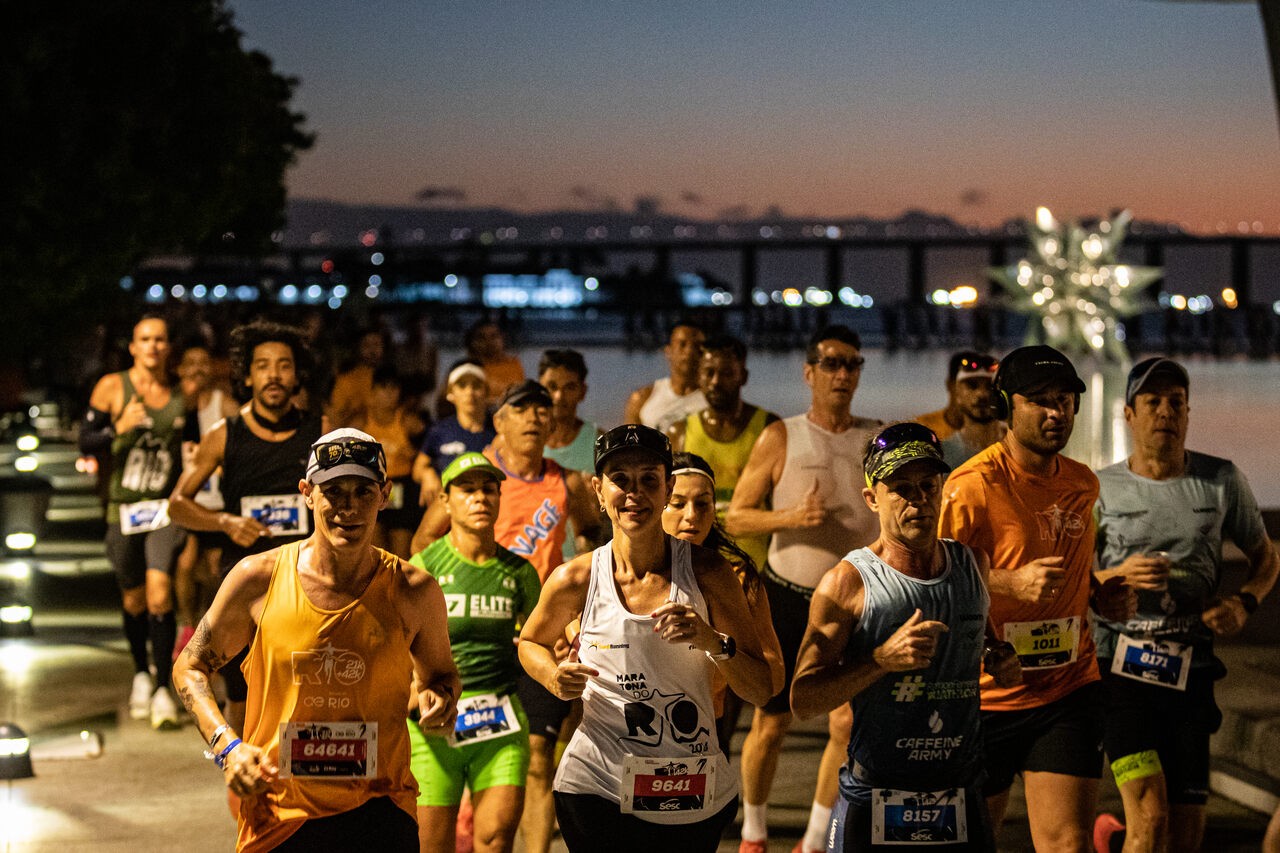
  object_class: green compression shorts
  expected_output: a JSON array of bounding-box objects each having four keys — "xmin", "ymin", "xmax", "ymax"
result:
[{"xmin": 408, "ymin": 691, "xmax": 531, "ymax": 807}]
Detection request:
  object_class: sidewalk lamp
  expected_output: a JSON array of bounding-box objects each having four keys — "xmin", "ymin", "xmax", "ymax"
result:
[{"xmin": 0, "ymin": 721, "xmax": 33, "ymax": 780}]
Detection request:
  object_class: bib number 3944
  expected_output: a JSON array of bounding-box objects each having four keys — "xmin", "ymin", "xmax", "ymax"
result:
[
  {"xmin": 279, "ymin": 721, "xmax": 376, "ymax": 779},
  {"xmin": 1112, "ymin": 634, "xmax": 1192, "ymax": 691},
  {"xmin": 449, "ymin": 693, "xmax": 521, "ymax": 746},
  {"xmin": 872, "ymin": 788, "xmax": 967, "ymax": 845},
  {"xmin": 619, "ymin": 755, "xmax": 715, "ymax": 816}
]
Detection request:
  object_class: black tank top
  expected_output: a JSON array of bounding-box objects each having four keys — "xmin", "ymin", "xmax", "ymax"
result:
[{"xmin": 220, "ymin": 410, "xmax": 323, "ymax": 568}]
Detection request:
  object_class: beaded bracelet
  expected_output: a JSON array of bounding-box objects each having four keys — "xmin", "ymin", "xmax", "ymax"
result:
[{"xmin": 212, "ymin": 738, "xmax": 242, "ymax": 770}]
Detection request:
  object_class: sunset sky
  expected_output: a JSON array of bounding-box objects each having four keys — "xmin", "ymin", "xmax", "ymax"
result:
[{"xmin": 228, "ymin": 1, "xmax": 1280, "ymax": 233}]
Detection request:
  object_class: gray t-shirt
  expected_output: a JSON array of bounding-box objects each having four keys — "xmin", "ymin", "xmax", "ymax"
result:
[{"xmin": 1093, "ymin": 451, "xmax": 1270, "ymax": 668}]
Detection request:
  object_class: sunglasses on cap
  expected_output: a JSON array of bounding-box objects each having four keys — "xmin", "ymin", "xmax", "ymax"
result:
[
  {"xmin": 956, "ymin": 356, "xmax": 998, "ymax": 374},
  {"xmin": 868, "ymin": 422, "xmax": 943, "ymax": 454},
  {"xmin": 312, "ymin": 440, "xmax": 385, "ymax": 470},
  {"xmin": 808, "ymin": 355, "xmax": 866, "ymax": 374}
]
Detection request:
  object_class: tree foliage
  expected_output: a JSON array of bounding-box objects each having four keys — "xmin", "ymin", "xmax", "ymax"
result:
[{"xmin": 1, "ymin": 0, "xmax": 313, "ymax": 363}]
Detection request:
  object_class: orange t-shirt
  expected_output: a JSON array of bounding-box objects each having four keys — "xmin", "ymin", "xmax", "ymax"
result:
[
  {"xmin": 236, "ymin": 543, "xmax": 417, "ymax": 852},
  {"xmin": 915, "ymin": 408, "xmax": 958, "ymax": 441},
  {"xmin": 938, "ymin": 441, "xmax": 1100, "ymax": 711}
]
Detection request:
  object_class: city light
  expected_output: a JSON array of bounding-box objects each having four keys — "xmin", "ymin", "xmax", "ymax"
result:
[
  {"xmin": 14, "ymin": 456, "xmax": 37, "ymax": 473},
  {"xmin": 15, "ymin": 436, "xmax": 38, "ymax": 452},
  {"xmin": 4, "ymin": 533, "xmax": 36, "ymax": 551},
  {"xmin": 371, "ymin": 252, "xmax": 384, "ymax": 266},
  {"xmin": 1221, "ymin": 287, "xmax": 1238, "ymax": 309}
]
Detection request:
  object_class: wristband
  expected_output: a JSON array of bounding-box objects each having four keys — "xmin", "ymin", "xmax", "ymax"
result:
[
  {"xmin": 707, "ymin": 633, "xmax": 736, "ymax": 662},
  {"xmin": 206, "ymin": 723, "xmax": 231, "ymax": 748},
  {"xmin": 213, "ymin": 738, "xmax": 242, "ymax": 770},
  {"xmin": 1237, "ymin": 592, "xmax": 1259, "ymax": 615}
]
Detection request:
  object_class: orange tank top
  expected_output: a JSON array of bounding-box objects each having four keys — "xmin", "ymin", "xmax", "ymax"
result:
[
  {"xmin": 235, "ymin": 542, "xmax": 417, "ymax": 852},
  {"xmin": 488, "ymin": 450, "xmax": 570, "ymax": 583}
]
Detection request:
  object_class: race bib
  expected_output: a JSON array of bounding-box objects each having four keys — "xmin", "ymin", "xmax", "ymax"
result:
[
  {"xmin": 241, "ymin": 494, "xmax": 309, "ymax": 537},
  {"xmin": 1112, "ymin": 634, "xmax": 1192, "ymax": 691},
  {"xmin": 388, "ymin": 481, "xmax": 405, "ymax": 510},
  {"xmin": 619, "ymin": 755, "xmax": 716, "ymax": 816},
  {"xmin": 120, "ymin": 499, "xmax": 170, "ymax": 535},
  {"xmin": 1003, "ymin": 617, "xmax": 1080, "ymax": 670},
  {"xmin": 279, "ymin": 721, "xmax": 376, "ymax": 779},
  {"xmin": 448, "ymin": 693, "xmax": 521, "ymax": 746},
  {"xmin": 872, "ymin": 788, "xmax": 968, "ymax": 845}
]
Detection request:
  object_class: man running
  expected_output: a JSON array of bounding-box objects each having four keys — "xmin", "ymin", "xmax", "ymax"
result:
[
  {"xmin": 538, "ymin": 348, "xmax": 603, "ymax": 476},
  {"xmin": 173, "ymin": 429, "xmax": 460, "ymax": 852},
  {"xmin": 792, "ymin": 422, "xmax": 1020, "ymax": 851},
  {"xmin": 668, "ymin": 333, "xmax": 779, "ymax": 570},
  {"xmin": 623, "ymin": 321, "xmax": 707, "ymax": 431},
  {"xmin": 408, "ymin": 452, "xmax": 542, "ymax": 852},
  {"xmin": 915, "ymin": 351, "xmax": 999, "ymax": 441},
  {"xmin": 1090, "ymin": 357, "xmax": 1278, "ymax": 853},
  {"xmin": 169, "ymin": 321, "xmax": 325, "ymax": 733},
  {"xmin": 928, "ymin": 353, "xmax": 1004, "ymax": 469},
  {"xmin": 938, "ymin": 345, "xmax": 1135, "ymax": 851},
  {"xmin": 727, "ymin": 325, "xmax": 883, "ymax": 853},
  {"xmin": 81, "ymin": 314, "xmax": 187, "ymax": 729}
]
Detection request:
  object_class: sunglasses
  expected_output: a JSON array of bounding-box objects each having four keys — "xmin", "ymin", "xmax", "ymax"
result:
[
  {"xmin": 312, "ymin": 440, "xmax": 385, "ymax": 470},
  {"xmin": 809, "ymin": 355, "xmax": 866, "ymax": 374},
  {"xmin": 870, "ymin": 422, "xmax": 943, "ymax": 453},
  {"xmin": 956, "ymin": 357, "xmax": 998, "ymax": 374}
]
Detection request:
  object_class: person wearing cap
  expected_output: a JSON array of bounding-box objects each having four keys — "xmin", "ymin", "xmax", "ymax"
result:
[
  {"xmin": 518, "ymin": 424, "xmax": 775, "ymax": 851},
  {"xmin": 623, "ymin": 320, "xmax": 708, "ymax": 431},
  {"xmin": 792, "ymin": 422, "xmax": 1021, "ymax": 851},
  {"xmin": 667, "ymin": 334, "xmax": 780, "ymax": 573},
  {"xmin": 170, "ymin": 320, "xmax": 326, "ymax": 737},
  {"xmin": 407, "ymin": 452, "xmax": 542, "ymax": 853},
  {"xmin": 413, "ymin": 378, "xmax": 602, "ymax": 853},
  {"xmin": 1089, "ymin": 357, "xmax": 1278, "ymax": 853},
  {"xmin": 174, "ymin": 429, "xmax": 461, "ymax": 852},
  {"xmin": 412, "ymin": 358, "xmax": 496, "ymax": 503},
  {"xmin": 915, "ymin": 351, "xmax": 1001, "ymax": 442},
  {"xmin": 938, "ymin": 344, "xmax": 1135, "ymax": 851},
  {"xmin": 726, "ymin": 324, "xmax": 882, "ymax": 853},
  {"xmin": 661, "ymin": 452, "xmax": 785, "ymax": 753}
]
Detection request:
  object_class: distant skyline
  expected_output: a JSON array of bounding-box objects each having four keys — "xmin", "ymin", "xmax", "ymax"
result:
[{"xmin": 229, "ymin": 1, "xmax": 1280, "ymax": 234}]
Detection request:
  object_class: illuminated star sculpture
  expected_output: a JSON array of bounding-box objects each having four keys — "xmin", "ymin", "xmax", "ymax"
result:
[{"xmin": 987, "ymin": 207, "xmax": 1162, "ymax": 364}]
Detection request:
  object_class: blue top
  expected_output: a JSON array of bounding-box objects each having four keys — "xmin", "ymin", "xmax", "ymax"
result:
[
  {"xmin": 839, "ymin": 540, "xmax": 988, "ymax": 804},
  {"xmin": 420, "ymin": 417, "xmax": 496, "ymax": 474}
]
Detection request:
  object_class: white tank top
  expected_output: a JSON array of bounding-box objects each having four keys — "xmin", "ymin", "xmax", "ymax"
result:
[
  {"xmin": 637, "ymin": 377, "xmax": 706, "ymax": 432},
  {"xmin": 555, "ymin": 538, "xmax": 737, "ymax": 824},
  {"xmin": 767, "ymin": 414, "xmax": 881, "ymax": 589},
  {"xmin": 189, "ymin": 389, "xmax": 227, "ymax": 511}
]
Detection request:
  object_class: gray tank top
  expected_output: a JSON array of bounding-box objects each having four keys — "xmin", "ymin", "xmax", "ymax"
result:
[
  {"xmin": 555, "ymin": 537, "xmax": 737, "ymax": 823},
  {"xmin": 767, "ymin": 414, "xmax": 880, "ymax": 589},
  {"xmin": 839, "ymin": 541, "xmax": 988, "ymax": 803}
]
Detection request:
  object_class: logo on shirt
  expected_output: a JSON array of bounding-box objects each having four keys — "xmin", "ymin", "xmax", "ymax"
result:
[
  {"xmin": 292, "ymin": 643, "xmax": 367, "ymax": 687},
  {"xmin": 620, "ymin": 689, "xmax": 710, "ymax": 750},
  {"xmin": 893, "ymin": 676, "xmax": 926, "ymax": 702},
  {"xmin": 1034, "ymin": 504, "xmax": 1086, "ymax": 540},
  {"xmin": 510, "ymin": 499, "xmax": 563, "ymax": 556}
]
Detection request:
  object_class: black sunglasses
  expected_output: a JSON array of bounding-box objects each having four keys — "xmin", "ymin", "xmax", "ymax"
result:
[
  {"xmin": 808, "ymin": 355, "xmax": 866, "ymax": 374},
  {"xmin": 870, "ymin": 422, "xmax": 942, "ymax": 453},
  {"xmin": 312, "ymin": 440, "xmax": 385, "ymax": 470}
]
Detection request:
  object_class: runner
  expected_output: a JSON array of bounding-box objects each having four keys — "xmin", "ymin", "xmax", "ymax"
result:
[
  {"xmin": 726, "ymin": 324, "xmax": 882, "ymax": 853},
  {"xmin": 328, "ymin": 327, "xmax": 388, "ymax": 428},
  {"xmin": 929, "ymin": 353, "xmax": 1004, "ymax": 470},
  {"xmin": 408, "ymin": 452, "xmax": 542, "ymax": 853},
  {"xmin": 623, "ymin": 321, "xmax": 707, "ymax": 431},
  {"xmin": 81, "ymin": 314, "xmax": 187, "ymax": 729},
  {"xmin": 668, "ymin": 333, "xmax": 779, "ymax": 571},
  {"xmin": 938, "ymin": 345, "xmax": 1135, "ymax": 851},
  {"xmin": 465, "ymin": 319, "xmax": 525, "ymax": 407},
  {"xmin": 412, "ymin": 359, "xmax": 495, "ymax": 501},
  {"xmin": 915, "ymin": 351, "xmax": 998, "ymax": 441},
  {"xmin": 173, "ymin": 428, "xmax": 460, "ymax": 852},
  {"xmin": 169, "ymin": 320, "xmax": 325, "ymax": 734},
  {"xmin": 518, "ymin": 424, "xmax": 774, "ymax": 852},
  {"xmin": 355, "ymin": 366, "xmax": 426, "ymax": 558},
  {"xmin": 791, "ymin": 422, "xmax": 1021, "ymax": 852},
  {"xmin": 661, "ymin": 451, "xmax": 784, "ymax": 752},
  {"xmin": 538, "ymin": 348, "xmax": 603, "ymax": 476},
  {"xmin": 1090, "ymin": 357, "xmax": 1278, "ymax": 853}
]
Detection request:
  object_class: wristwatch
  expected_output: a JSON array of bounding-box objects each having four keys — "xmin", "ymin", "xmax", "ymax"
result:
[
  {"xmin": 1237, "ymin": 591, "xmax": 1260, "ymax": 615},
  {"xmin": 707, "ymin": 632, "xmax": 736, "ymax": 662}
]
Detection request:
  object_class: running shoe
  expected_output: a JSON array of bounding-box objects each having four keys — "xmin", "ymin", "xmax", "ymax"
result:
[
  {"xmin": 129, "ymin": 671, "xmax": 154, "ymax": 720},
  {"xmin": 1092, "ymin": 812, "xmax": 1126, "ymax": 853},
  {"xmin": 738, "ymin": 840, "xmax": 767, "ymax": 853},
  {"xmin": 150, "ymin": 686, "xmax": 181, "ymax": 731}
]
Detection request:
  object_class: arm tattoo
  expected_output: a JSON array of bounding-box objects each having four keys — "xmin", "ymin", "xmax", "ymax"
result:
[{"xmin": 186, "ymin": 618, "xmax": 231, "ymax": 671}]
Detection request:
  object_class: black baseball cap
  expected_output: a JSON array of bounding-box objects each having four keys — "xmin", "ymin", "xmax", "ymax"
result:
[
  {"xmin": 594, "ymin": 424, "xmax": 673, "ymax": 474},
  {"xmin": 863, "ymin": 423, "xmax": 950, "ymax": 486},
  {"xmin": 1125, "ymin": 357, "xmax": 1189, "ymax": 406},
  {"xmin": 995, "ymin": 345, "xmax": 1086, "ymax": 397},
  {"xmin": 496, "ymin": 379, "xmax": 552, "ymax": 410}
]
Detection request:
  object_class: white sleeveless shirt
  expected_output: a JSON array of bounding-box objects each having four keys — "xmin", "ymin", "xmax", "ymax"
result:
[
  {"xmin": 554, "ymin": 537, "xmax": 737, "ymax": 823},
  {"xmin": 767, "ymin": 414, "xmax": 881, "ymax": 589},
  {"xmin": 637, "ymin": 377, "xmax": 706, "ymax": 432}
]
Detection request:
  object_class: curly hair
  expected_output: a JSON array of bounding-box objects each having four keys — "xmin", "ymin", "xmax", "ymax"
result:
[{"xmin": 228, "ymin": 320, "xmax": 313, "ymax": 403}]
